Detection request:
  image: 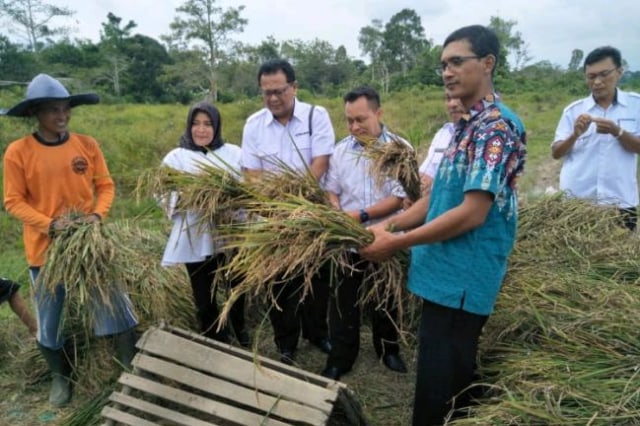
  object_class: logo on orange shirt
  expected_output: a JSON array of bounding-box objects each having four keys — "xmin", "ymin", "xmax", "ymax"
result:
[{"xmin": 72, "ymin": 156, "xmax": 88, "ymax": 174}]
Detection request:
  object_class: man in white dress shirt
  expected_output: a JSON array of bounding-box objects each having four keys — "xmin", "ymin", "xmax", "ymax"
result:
[
  {"xmin": 321, "ymin": 85, "xmax": 408, "ymax": 380},
  {"xmin": 241, "ymin": 59, "xmax": 335, "ymax": 364},
  {"xmin": 552, "ymin": 46, "xmax": 640, "ymax": 230}
]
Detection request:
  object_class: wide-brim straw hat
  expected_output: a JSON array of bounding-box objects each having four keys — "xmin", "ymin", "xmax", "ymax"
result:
[{"xmin": 4, "ymin": 73, "xmax": 99, "ymax": 117}]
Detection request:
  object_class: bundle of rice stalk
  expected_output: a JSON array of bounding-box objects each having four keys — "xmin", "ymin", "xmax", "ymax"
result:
[
  {"xmin": 39, "ymin": 221, "xmax": 130, "ymax": 336},
  {"xmin": 41, "ymin": 220, "xmax": 195, "ymax": 339},
  {"xmin": 217, "ymin": 194, "xmax": 409, "ymax": 331},
  {"xmin": 110, "ymin": 221, "xmax": 195, "ymax": 330},
  {"xmin": 136, "ymin": 160, "xmax": 249, "ymax": 227},
  {"xmin": 355, "ymin": 133, "xmax": 421, "ymax": 202},
  {"xmin": 245, "ymin": 156, "xmax": 330, "ymax": 207}
]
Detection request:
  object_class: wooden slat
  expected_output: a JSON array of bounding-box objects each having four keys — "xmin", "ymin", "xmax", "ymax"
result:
[
  {"xmin": 133, "ymin": 353, "xmax": 329, "ymax": 425},
  {"xmin": 137, "ymin": 328, "xmax": 336, "ymax": 411},
  {"xmin": 118, "ymin": 373, "xmax": 291, "ymax": 426},
  {"xmin": 163, "ymin": 325, "xmax": 343, "ymax": 388},
  {"xmin": 101, "ymin": 406, "xmax": 159, "ymax": 426},
  {"xmin": 109, "ymin": 392, "xmax": 217, "ymax": 426}
]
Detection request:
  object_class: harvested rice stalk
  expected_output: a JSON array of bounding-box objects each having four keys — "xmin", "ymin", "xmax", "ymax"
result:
[
  {"xmin": 452, "ymin": 195, "xmax": 640, "ymax": 425},
  {"xmin": 355, "ymin": 133, "xmax": 421, "ymax": 202},
  {"xmin": 246, "ymin": 156, "xmax": 331, "ymax": 207},
  {"xmin": 136, "ymin": 160, "xmax": 248, "ymax": 227},
  {"xmin": 40, "ymin": 220, "xmax": 195, "ymax": 338},
  {"xmin": 39, "ymin": 221, "xmax": 129, "ymax": 335},
  {"xmin": 112, "ymin": 221, "xmax": 195, "ymax": 330},
  {"xmin": 218, "ymin": 194, "xmax": 409, "ymax": 332}
]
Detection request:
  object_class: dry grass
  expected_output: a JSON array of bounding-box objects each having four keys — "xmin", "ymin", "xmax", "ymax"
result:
[{"xmin": 355, "ymin": 133, "xmax": 421, "ymax": 202}]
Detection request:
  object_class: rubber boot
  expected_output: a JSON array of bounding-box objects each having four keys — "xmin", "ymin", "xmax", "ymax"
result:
[
  {"xmin": 114, "ymin": 329, "xmax": 138, "ymax": 370},
  {"xmin": 38, "ymin": 343, "xmax": 71, "ymax": 407}
]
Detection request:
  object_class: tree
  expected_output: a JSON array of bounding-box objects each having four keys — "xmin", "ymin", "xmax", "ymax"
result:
[
  {"xmin": 568, "ymin": 48, "xmax": 584, "ymax": 71},
  {"xmin": 99, "ymin": 12, "xmax": 137, "ymax": 97},
  {"xmin": 0, "ymin": 0, "xmax": 74, "ymax": 51},
  {"xmin": 121, "ymin": 35, "xmax": 171, "ymax": 102},
  {"xmin": 0, "ymin": 34, "xmax": 39, "ymax": 80},
  {"xmin": 358, "ymin": 19, "xmax": 385, "ymax": 82},
  {"xmin": 164, "ymin": 0, "xmax": 247, "ymax": 101},
  {"xmin": 488, "ymin": 16, "xmax": 528, "ymax": 75},
  {"xmin": 382, "ymin": 9, "xmax": 428, "ymax": 75},
  {"xmin": 359, "ymin": 9, "xmax": 432, "ymax": 93}
]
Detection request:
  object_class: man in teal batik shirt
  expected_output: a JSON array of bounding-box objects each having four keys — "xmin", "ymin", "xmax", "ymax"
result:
[{"xmin": 361, "ymin": 25, "xmax": 527, "ymax": 425}]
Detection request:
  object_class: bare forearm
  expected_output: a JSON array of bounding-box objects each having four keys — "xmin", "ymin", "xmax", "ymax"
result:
[
  {"xmin": 385, "ymin": 196, "xmax": 429, "ymax": 231},
  {"xmin": 551, "ymin": 135, "xmax": 578, "ymax": 159},
  {"xmin": 393, "ymin": 192, "xmax": 492, "ymax": 249},
  {"xmin": 309, "ymin": 155, "xmax": 329, "ymax": 180},
  {"xmin": 617, "ymin": 130, "xmax": 640, "ymax": 153},
  {"xmin": 361, "ymin": 196, "xmax": 403, "ymax": 221}
]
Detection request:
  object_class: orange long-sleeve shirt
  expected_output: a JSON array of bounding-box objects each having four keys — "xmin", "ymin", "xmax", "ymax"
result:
[{"xmin": 3, "ymin": 132, "xmax": 115, "ymax": 266}]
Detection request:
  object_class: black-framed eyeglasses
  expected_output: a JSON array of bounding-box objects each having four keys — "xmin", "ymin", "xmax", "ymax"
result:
[
  {"xmin": 260, "ymin": 84, "xmax": 291, "ymax": 98},
  {"xmin": 586, "ymin": 68, "xmax": 618, "ymax": 82},
  {"xmin": 435, "ymin": 55, "xmax": 482, "ymax": 76}
]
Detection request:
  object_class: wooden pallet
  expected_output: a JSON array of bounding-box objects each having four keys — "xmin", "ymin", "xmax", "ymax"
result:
[{"xmin": 101, "ymin": 324, "xmax": 366, "ymax": 425}]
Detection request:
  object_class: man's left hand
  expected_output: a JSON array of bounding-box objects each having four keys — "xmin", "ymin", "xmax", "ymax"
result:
[
  {"xmin": 360, "ymin": 225, "xmax": 399, "ymax": 262},
  {"xmin": 592, "ymin": 117, "xmax": 620, "ymax": 136}
]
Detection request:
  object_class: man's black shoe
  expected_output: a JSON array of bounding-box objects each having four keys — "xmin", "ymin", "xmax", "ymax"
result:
[
  {"xmin": 382, "ymin": 353, "xmax": 407, "ymax": 373},
  {"xmin": 321, "ymin": 365, "xmax": 348, "ymax": 380},
  {"xmin": 310, "ymin": 338, "xmax": 332, "ymax": 354},
  {"xmin": 279, "ymin": 350, "xmax": 295, "ymax": 365}
]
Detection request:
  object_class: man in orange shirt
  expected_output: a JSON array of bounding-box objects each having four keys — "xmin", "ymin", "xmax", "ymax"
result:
[{"xmin": 2, "ymin": 74, "xmax": 138, "ymax": 407}]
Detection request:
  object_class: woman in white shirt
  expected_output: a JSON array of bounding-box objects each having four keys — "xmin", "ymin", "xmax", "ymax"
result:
[{"xmin": 160, "ymin": 101, "xmax": 249, "ymax": 346}]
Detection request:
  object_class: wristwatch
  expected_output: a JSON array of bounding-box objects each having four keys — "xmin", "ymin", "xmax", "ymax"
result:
[{"xmin": 359, "ymin": 209, "xmax": 370, "ymax": 223}]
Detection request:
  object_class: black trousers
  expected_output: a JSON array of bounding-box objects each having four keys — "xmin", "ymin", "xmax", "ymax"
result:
[
  {"xmin": 326, "ymin": 253, "xmax": 400, "ymax": 371},
  {"xmin": 412, "ymin": 299, "xmax": 488, "ymax": 426},
  {"xmin": 185, "ymin": 253, "xmax": 246, "ymax": 342},
  {"xmin": 268, "ymin": 263, "xmax": 330, "ymax": 353},
  {"xmin": 619, "ymin": 207, "xmax": 637, "ymax": 231}
]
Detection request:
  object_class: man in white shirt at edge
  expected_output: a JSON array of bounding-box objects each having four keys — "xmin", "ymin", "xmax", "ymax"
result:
[
  {"xmin": 241, "ymin": 59, "xmax": 335, "ymax": 364},
  {"xmin": 551, "ymin": 46, "xmax": 640, "ymax": 230}
]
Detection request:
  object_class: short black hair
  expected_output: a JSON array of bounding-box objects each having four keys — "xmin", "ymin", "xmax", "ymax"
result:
[
  {"xmin": 257, "ymin": 59, "xmax": 296, "ymax": 84},
  {"xmin": 584, "ymin": 46, "xmax": 622, "ymax": 70},
  {"xmin": 343, "ymin": 86, "xmax": 381, "ymax": 109},
  {"xmin": 443, "ymin": 25, "xmax": 500, "ymax": 74}
]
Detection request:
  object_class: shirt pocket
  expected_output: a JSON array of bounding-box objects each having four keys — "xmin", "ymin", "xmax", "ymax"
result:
[{"xmin": 618, "ymin": 118, "xmax": 637, "ymax": 134}]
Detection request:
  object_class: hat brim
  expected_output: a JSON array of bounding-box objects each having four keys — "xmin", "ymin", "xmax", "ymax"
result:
[{"xmin": 3, "ymin": 93, "xmax": 100, "ymax": 117}]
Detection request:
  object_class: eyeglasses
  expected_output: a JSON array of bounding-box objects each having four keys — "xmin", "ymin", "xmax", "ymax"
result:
[
  {"xmin": 586, "ymin": 68, "xmax": 618, "ymax": 82},
  {"xmin": 435, "ymin": 56, "xmax": 481, "ymax": 76},
  {"xmin": 260, "ymin": 84, "xmax": 291, "ymax": 98}
]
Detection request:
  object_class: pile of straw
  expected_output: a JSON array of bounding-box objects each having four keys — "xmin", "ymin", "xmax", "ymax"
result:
[
  {"xmin": 453, "ymin": 196, "xmax": 640, "ymax": 425},
  {"xmin": 356, "ymin": 133, "xmax": 421, "ymax": 202}
]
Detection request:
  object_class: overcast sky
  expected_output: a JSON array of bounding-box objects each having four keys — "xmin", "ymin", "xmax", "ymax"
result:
[{"xmin": 16, "ymin": 0, "xmax": 640, "ymax": 71}]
